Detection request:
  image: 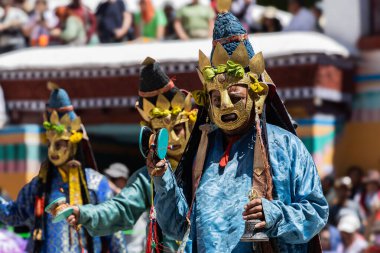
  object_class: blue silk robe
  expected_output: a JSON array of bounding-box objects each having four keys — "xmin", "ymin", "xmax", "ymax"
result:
[
  {"xmin": 154, "ymin": 124, "xmax": 329, "ymax": 253},
  {"xmin": 0, "ymin": 168, "xmax": 127, "ymax": 253}
]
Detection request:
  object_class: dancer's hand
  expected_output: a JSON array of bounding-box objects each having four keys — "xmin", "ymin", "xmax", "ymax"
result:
[
  {"xmin": 66, "ymin": 206, "xmax": 80, "ymax": 226},
  {"xmin": 146, "ymin": 148, "xmax": 167, "ymax": 177},
  {"xmin": 242, "ymin": 198, "xmax": 266, "ymax": 229}
]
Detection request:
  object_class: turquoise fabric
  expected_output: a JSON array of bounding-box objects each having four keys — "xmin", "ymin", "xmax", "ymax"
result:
[
  {"xmin": 153, "ymin": 124, "xmax": 328, "ymax": 252},
  {"xmin": 79, "ymin": 167, "xmax": 178, "ymax": 252},
  {"xmin": 0, "ymin": 168, "xmax": 127, "ymax": 253}
]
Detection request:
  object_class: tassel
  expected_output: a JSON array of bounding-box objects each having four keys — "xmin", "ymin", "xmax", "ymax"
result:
[
  {"xmin": 146, "ymin": 206, "xmax": 160, "ymax": 253},
  {"xmin": 146, "ymin": 179, "xmax": 160, "ymax": 253}
]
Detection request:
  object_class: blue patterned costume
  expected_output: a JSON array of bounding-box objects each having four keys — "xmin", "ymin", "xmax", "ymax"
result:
[
  {"xmin": 154, "ymin": 124, "xmax": 328, "ymax": 252},
  {"xmin": 0, "ymin": 167, "xmax": 127, "ymax": 253}
]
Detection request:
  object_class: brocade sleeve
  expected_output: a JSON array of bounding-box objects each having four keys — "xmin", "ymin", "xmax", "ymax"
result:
[{"xmin": 0, "ymin": 177, "xmax": 39, "ymax": 228}]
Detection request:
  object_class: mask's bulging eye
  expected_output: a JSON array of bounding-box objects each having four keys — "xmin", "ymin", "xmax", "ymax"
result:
[{"xmin": 217, "ymin": 74, "xmax": 226, "ymax": 83}]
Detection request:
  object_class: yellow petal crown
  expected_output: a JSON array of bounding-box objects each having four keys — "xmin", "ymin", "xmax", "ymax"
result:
[
  {"xmin": 136, "ymin": 93, "xmax": 197, "ymax": 128},
  {"xmin": 43, "ymin": 110, "xmax": 83, "ymax": 143},
  {"xmin": 196, "ymin": 42, "xmax": 269, "ymax": 108}
]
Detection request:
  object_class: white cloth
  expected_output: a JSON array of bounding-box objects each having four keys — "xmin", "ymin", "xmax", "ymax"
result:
[{"xmin": 284, "ymin": 7, "xmax": 316, "ymax": 32}]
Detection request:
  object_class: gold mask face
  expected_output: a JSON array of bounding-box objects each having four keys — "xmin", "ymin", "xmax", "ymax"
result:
[
  {"xmin": 43, "ymin": 110, "xmax": 83, "ymax": 167},
  {"xmin": 197, "ymin": 43, "xmax": 269, "ymax": 133},
  {"xmin": 207, "ymin": 73, "xmax": 254, "ymax": 132},
  {"xmin": 46, "ymin": 131, "xmax": 76, "ymax": 167},
  {"xmin": 156, "ymin": 121, "xmax": 190, "ymax": 158},
  {"xmin": 136, "ymin": 93, "xmax": 197, "ymax": 166}
]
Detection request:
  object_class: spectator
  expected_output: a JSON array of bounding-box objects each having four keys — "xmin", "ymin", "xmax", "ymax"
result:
[
  {"xmin": 68, "ymin": 0, "xmax": 97, "ymax": 44},
  {"xmin": 329, "ymin": 177, "xmax": 363, "ymax": 227},
  {"xmin": 283, "ymin": 0, "xmax": 316, "ymax": 32},
  {"xmin": 231, "ymin": 0, "xmax": 257, "ymax": 32},
  {"xmin": 367, "ymin": 219, "xmax": 380, "ymax": 253},
  {"xmin": 322, "ymin": 174, "xmax": 337, "ymax": 207},
  {"xmin": 348, "ymin": 165, "xmax": 364, "ymax": 199},
  {"xmin": 210, "ymin": 0, "xmax": 217, "ymax": 13},
  {"xmin": 23, "ymin": 0, "xmax": 57, "ymax": 47},
  {"xmin": 174, "ymin": 0, "xmax": 215, "ymax": 40},
  {"xmin": 321, "ymin": 225, "xmax": 342, "ymax": 253},
  {"xmin": 0, "ymin": 0, "xmax": 28, "ymax": 53},
  {"xmin": 261, "ymin": 6, "xmax": 282, "ymax": 33},
  {"xmin": 311, "ymin": 1, "xmax": 324, "ymax": 32},
  {"xmin": 134, "ymin": 0, "xmax": 167, "ymax": 40},
  {"xmin": 163, "ymin": 2, "xmax": 176, "ymax": 40},
  {"xmin": 104, "ymin": 162, "xmax": 130, "ymax": 195},
  {"xmin": 13, "ymin": 0, "xmax": 30, "ymax": 14},
  {"xmin": 356, "ymin": 170, "xmax": 380, "ymax": 218},
  {"xmin": 96, "ymin": 0, "xmax": 132, "ymax": 43},
  {"xmin": 50, "ymin": 6, "xmax": 86, "ymax": 46},
  {"xmin": 337, "ymin": 215, "xmax": 368, "ymax": 253}
]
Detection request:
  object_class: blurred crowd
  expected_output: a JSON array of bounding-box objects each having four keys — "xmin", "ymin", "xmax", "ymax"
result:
[
  {"xmin": 321, "ymin": 168, "xmax": 380, "ymax": 253},
  {"xmin": 0, "ymin": 0, "xmax": 324, "ymax": 54}
]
